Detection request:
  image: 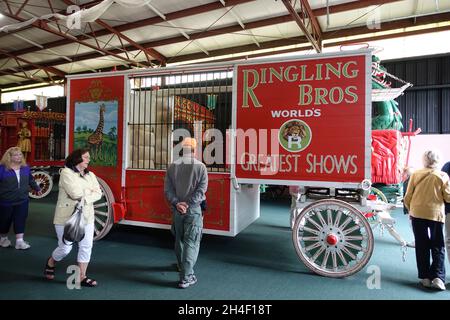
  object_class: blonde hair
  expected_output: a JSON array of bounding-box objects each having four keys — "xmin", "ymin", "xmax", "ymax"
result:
[
  {"xmin": 1, "ymin": 147, "xmax": 26, "ymax": 169},
  {"xmin": 422, "ymin": 150, "xmax": 440, "ymax": 169}
]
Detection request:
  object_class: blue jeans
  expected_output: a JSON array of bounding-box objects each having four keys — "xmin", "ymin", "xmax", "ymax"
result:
[
  {"xmin": 172, "ymin": 206, "xmax": 203, "ymax": 281},
  {"xmin": 0, "ymin": 200, "xmax": 29, "ymax": 234},
  {"xmin": 411, "ymin": 217, "xmax": 446, "ymax": 281}
]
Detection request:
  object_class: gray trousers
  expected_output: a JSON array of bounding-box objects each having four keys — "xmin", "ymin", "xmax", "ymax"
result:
[{"xmin": 172, "ymin": 206, "xmax": 203, "ymax": 281}]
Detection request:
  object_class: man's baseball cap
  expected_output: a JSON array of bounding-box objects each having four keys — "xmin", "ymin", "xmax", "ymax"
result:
[{"xmin": 181, "ymin": 137, "xmax": 197, "ymax": 148}]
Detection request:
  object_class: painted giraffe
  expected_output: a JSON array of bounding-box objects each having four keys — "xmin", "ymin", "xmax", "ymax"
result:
[{"xmin": 88, "ymin": 103, "xmax": 106, "ymax": 160}]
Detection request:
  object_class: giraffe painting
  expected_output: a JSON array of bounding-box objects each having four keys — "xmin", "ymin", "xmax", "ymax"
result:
[
  {"xmin": 74, "ymin": 100, "xmax": 118, "ymax": 166},
  {"xmin": 88, "ymin": 103, "xmax": 106, "ymax": 160}
]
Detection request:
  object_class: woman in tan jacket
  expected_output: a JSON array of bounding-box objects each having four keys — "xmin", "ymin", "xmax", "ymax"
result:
[
  {"xmin": 404, "ymin": 150, "xmax": 450, "ymax": 291},
  {"xmin": 44, "ymin": 148, "xmax": 102, "ymax": 287}
]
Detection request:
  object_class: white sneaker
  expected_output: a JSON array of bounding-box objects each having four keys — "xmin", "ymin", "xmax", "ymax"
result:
[
  {"xmin": 431, "ymin": 278, "xmax": 446, "ymax": 291},
  {"xmin": 0, "ymin": 237, "xmax": 11, "ymax": 248},
  {"xmin": 15, "ymin": 240, "xmax": 31, "ymax": 250},
  {"xmin": 178, "ymin": 275, "xmax": 197, "ymax": 289},
  {"xmin": 420, "ymin": 278, "xmax": 431, "ymax": 288}
]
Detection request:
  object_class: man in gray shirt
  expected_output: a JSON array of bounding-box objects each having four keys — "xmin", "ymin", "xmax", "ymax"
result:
[{"xmin": 164, "ymin": 137, "xmax": 208, "ymax": 288}]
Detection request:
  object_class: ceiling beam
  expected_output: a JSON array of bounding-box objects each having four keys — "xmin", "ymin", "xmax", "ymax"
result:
[
  {"xmin": 166, "ymin": 21, "xmax": 450, "ymax": 63},
  {"xmin": 0, "ymin": 0, "xmax": 102, "ymax": 38},
  {"xmin": 15, "ymin": 0, "xmax": 30, "ymax": 16},
  {"xmin": 0, "ymin": 48, "xmax": 66, "ymax": 77},
  {"xmin": 0, "ymin": 0, "xmax": 401, "ymax": 62},
  {"xmin": 281, "ymin": 0, "xmax": 322, "ymax": 52},
  {"xmin": 2, "ymin": 20, "xmax": 449, "ymax": 90},
  {"xmin": 0, "ymin": 77, "xmax": 64, "ymax": 90},
  {"xmin": 0, "ymin": 15, "xmax": 292, "ymax": 74},
  {"xmin": 0, "ymin": 0, "xmax": 255, "ymax": 61},
  {"xmin": 0, "ymin": 69, "xmax": 54, "ymax": 85},
  {"xmin": 95, "ymin": 20, "xmax": 166, "ymax": 64},
  {"xmin": 166, "ymin": 24, "xmax": 450, "ymax": 64},
  {"xmin": 322, "ymin": 11, "xmax": 450, "ymax": 39},
  {"xmin": 0, "ymin": 9, "xmax": 148, "ymax": 68},
  {"xmin": 1, "ymin": 10, "xmax": 449, "ymax": 76},
  {"xmin": 313, "ymin": 0, "xmax": 401, "ymax": 16},
  {"xmin": 60, "ymin": 0, "xmax": 166, "ymax": 64},
  {"xmin": 0, "ymin": 0, "xmax": 401, "ymax": 63}
]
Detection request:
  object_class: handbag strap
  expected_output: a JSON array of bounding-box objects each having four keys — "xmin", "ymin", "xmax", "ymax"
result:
[
  {"xmin": 411, "ymin": 171, "xmax": 433, "ymax": 198},
  {"xmin": 76, "ymin": 196, "xmax": 85, "ymax": 209}
]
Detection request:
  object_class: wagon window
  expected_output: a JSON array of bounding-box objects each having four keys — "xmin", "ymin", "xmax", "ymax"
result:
[{"xmin": 128, "ymin": 69, "xmax": 232, "ymax": 172}]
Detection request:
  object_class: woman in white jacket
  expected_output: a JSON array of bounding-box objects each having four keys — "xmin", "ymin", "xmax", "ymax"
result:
[{"xmin": 44, "ymin": 148, "xmax": 102, "ymax": 287}]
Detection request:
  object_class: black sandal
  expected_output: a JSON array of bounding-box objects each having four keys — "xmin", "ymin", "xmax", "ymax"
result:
[
  {"xmin": 44, "ymin": 257, "xmax": 55, "ymax": 280},
  {"xmin": 80, "ymin": 277, "xmax": 98, "ymax": 287}
]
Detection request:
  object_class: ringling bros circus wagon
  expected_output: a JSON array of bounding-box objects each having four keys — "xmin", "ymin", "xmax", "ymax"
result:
[
  {"xmin": 0, "ymin": 106, "xmax": 66, "ymax": 198},
  {"xmin": 64, "ymin": 49, "xmax": 414, "ymax": 278}
]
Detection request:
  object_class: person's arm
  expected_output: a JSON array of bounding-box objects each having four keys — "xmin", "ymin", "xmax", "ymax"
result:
[
  {"xmin": 84, "ymin": 173, "xmax": 102, "ymax": 204},
  {"xmin": 187, "ymin": 165, "xmax": 208, "ymax": 207},
  {"xmin": 404, "ymin": 175, "xmax": 415, "ymax": 211},
  {"xmin": 28, "ymin": 171, "xmax": 41, "ymax": 192},
  {"xmin": 164, "ymin": 166, "xmax": 179, "ymax": 206},
  {"xmin": 59, "ymin": 169, "xmax": 84, "ymax": 200}
]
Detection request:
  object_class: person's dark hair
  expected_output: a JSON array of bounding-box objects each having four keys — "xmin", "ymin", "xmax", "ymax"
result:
[{"xmin": 65, "ymin": 148, "xmax": 90, "ymax": 169}]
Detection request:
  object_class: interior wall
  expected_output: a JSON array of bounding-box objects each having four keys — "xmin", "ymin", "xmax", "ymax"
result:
[{"xmin": 407, "ymin": 134, "xmax": 450, "ymax": 170}]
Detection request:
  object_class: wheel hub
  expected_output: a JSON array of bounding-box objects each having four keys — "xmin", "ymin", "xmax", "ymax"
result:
[{"xmin": 326, "ymin": 233, "xmax": 338, "ymax": 245}]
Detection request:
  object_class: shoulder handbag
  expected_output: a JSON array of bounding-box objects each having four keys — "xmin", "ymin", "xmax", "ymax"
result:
[{"xmin": 63, "ymin": 197, "xmax": 85, "ymax": 244}]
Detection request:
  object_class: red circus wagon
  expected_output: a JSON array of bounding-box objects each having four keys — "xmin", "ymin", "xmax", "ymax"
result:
[{"xmin": 11, "ymin": 49, "xmax": 414, "ymax": 278}]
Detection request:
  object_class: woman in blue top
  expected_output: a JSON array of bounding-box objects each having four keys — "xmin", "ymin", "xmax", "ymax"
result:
[{"xmin": 0, "ymin": 147, "xmax": 41, "ymax": 249}]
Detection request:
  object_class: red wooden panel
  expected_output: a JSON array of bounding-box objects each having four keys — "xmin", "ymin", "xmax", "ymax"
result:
[
  {"xmin": 6, "ymin": 115, "xmax": 18, "ymax": 127},
  {"xmin": 125, "ymin": 170, "xmax": 231, "ymax": 231},
  {"xmin": 68, "ymin": 75, "xmax": 125, "ymax": 203}
]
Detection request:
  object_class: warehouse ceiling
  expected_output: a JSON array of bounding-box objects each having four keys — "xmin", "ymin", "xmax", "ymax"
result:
[{"xmin": 0, "ymin": 0, "xmax": 449, "ymax": 90}]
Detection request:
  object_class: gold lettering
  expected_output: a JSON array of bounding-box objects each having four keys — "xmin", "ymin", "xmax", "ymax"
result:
[
  {"xmin": 260, "ymin": 68, "xmax": 267, "ymax": 84},
  {"xmin": 298, "ymin": 84, "xmax": 313, "ymax": 105},
  {"xmin": 342, "ymin": 61, "xmax": 358, "ymax": 78},
  {"xmin": 329, "ymin": 87, "xmax": 344, "ymax": 104},
  {"xmin": 269, "ymin": 67, "xmax": 284, "ymax": 83},
  {"xmin": 315, "ymin": 64, "xmax": 323, "ymax": 81},
  {"xmin": 325, "ymin": 62, "xmax": 342, "ymax": 80},
  {"xmin": 242, "ymin": 69, "xmax": 262, "ymax": 108},
  {"xmin": 314, "ymin": 88, "xmax": 328, "ymax": 105},
  {"xmin": 284, "ymin": 66, "xmax": 298, "ymax": 82},
  {"xmin": 345, "ymin": 86, "xmax": 358, "ymax": 103},
  {"xmin": 300, "ymin": 65, "xmax": 314, "ymax": 81}
]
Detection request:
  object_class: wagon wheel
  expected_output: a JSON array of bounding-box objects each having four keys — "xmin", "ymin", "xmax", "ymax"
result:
[
  {"xmin": 292, "ymin": 199, "xmax": 374, "ymax": 278},
  {"xmin": 29, "ymin": 171, "xmax": 53, "ymax": 199},
  {"xmin": 94, "ymin": 177, "xmax": 115, "ymax": 241},
  {"xmin": 370, "ymin": 187, "xmax": 388, "ymax": 203}
]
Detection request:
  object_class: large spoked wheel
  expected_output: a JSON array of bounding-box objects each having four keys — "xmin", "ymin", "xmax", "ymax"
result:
[
  {"xmin": 29, "ymin": 171, "xmax": 53, "ymax": 199},
  {"xmin": 94, "ymin": 177, "xmax": 115, "ymax": 241},
  {"xmin": 292, "ymin": 199, "xmax": 374, "ymax": 278}
]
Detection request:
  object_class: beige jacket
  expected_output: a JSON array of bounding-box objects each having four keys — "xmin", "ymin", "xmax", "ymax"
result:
[
  {"xmin": 53, "ymin": 167, "xmax": 102, "ymax": 225},
  {"xmin": 404, "ymin": 168, "xmax": 450, "ymax": 223}
]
